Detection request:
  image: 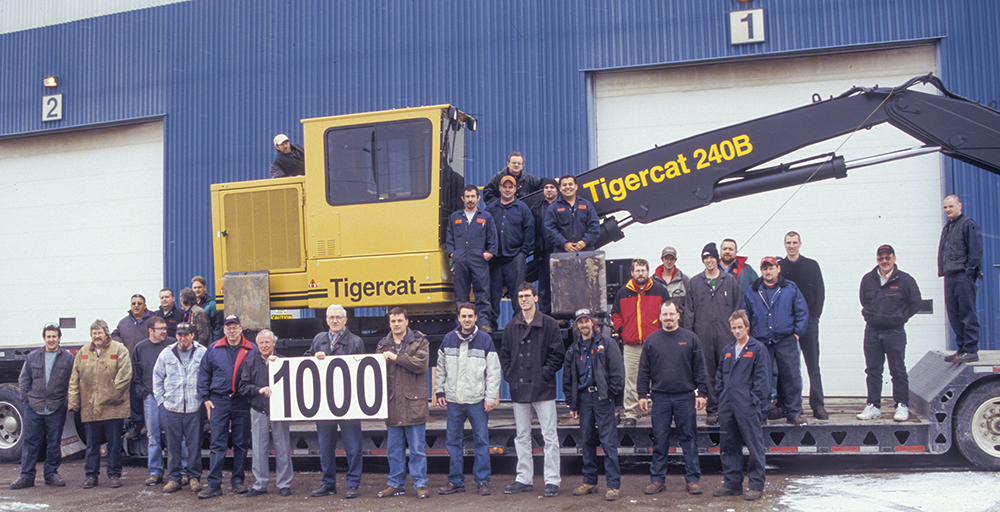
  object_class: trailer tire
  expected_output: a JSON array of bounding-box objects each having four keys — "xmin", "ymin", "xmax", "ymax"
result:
[
  {"xmin": 0, "ymin": 384, "xmax": 24, "ymax": 463},
  {"xmin": 953, "ymin": 380, "xmax": 1000, "ymax": 470}
]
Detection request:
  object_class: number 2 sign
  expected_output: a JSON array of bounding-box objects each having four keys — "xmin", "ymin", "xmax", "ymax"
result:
[
  {"xmin": 269, "ymin": 355, "xmax": 388, "ymax": 421},
  {"xmin": 43, "ymin": 94, "xmax": 63, "ymax": 122}
]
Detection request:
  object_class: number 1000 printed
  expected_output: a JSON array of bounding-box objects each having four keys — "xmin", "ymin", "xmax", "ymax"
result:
[{"xmin": 269, "ymin": 355, "xmax": 388, "ymax": 421}]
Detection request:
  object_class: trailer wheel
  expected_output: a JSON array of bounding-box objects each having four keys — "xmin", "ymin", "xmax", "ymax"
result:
[
  {"xmin": 0, "ymin": 384, "xmax": 24, "ymax": 463},
  {"xmin": 953, "ymin": 380, "xmax": 1000, "ymax": 470}
]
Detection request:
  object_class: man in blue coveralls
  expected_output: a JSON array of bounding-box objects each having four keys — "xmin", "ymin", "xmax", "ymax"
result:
[
  {"xmin": 445, "ymin": 185, "xmax": 498, "ymax": 331},
  {"xmin": 712, "ymin": 310, "xmax": 770, "ymax": 501}
]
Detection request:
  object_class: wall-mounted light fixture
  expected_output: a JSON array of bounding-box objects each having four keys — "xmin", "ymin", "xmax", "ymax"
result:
[{"xmin": 43, "ymin": 76, "xmax": 58, "ymax": 88}]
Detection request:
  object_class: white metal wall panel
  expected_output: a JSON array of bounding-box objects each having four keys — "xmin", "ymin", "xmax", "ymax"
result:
[
  {"xmin": 594, "ymin": 46, "xmax": 942, "ymax": 397},
  {"xmin": 0, "ymin": 121, "xmax": 164, "ymax": 345},
  {"xmin": 0, "ymin": 0, "xmax": 189, "ymax": 34}
]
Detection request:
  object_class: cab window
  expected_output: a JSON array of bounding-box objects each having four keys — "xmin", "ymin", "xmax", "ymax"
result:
[{"xmin": 325, "ymin": 118, "xmax": 432, "ymax": 205}]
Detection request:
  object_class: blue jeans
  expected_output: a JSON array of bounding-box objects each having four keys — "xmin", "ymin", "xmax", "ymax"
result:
[
  {"xmin": 489, "ymin": 253, "xmax": 526, "ymax": 326},
  {"xmin": 446, "ymin": 402, "xmax": 490, "ymax": 486},
  {"xmin": 944, "ymin": 272, "xmax": 980, "ymax": 354},
  {"xmin": 799, "ymin": 317, "xmax": 825, "ymax": 410},
  {"xmin": 316, "ymin": 420, "xmax": 363, "ymax": 490},
  {"xmin": 579, "ymin": 389, "xmax": 620, "ymax": 489},
  {"xmin": 206, "ymin": 395, "xmax": 250, "ymax": 488},
  {"xmin": 20, "ymin": 406, "xmax": 67, "ymax": 481},
  {"xmin": 387, "ymin": 424, "xmax": 428, "ymax": 489},
  {"xmin": 650, "ymin": 391, "xmax": 700, "ymax": 483},
  {"xmin": 162, "ymin": 407, "xmax": 202, "ymax": 483},
  {"xmin": 765, "ymin": 335, "xmax": 803, "ymax": 419},
  {"xmin": 84, "ymin": 419, "xmax": 124, "ymax": 479},
  {"xmin": 143, "ymin": 394, "xmax": 163, "ymax": 476},
  {"xmin": 864, "ymin": 325, "xmax": 908, "ymax": 407}
]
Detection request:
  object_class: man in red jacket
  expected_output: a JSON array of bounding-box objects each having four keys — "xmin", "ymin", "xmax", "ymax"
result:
[{"xmin": 612, "ymin": 259, "xmax": 670, "ymax": 427}]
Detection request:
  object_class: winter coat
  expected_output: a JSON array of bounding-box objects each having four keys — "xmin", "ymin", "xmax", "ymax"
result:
[
  {"xmin": 238, "ymin": 352, "xmax": 282, "ymax": 415},
  {"xmin": 715, "ymin": 337, "xmax": 771, "ymax": 417},
  {"xmin": 682, "ymin": 271, "xmax": 740, "ymax": 345},
  {"xmin": 482, "ymin": 167, "xmax": 544, "ymax": 205},
  {"xmin": 68, "ymin": 340, "xmax": 133, "ymax": 422},
  {"xmin": 434, "ymin": 327, "xmax": 502, "ymax": 405},
  {"xmin": 938, "ymin": 214, "xmax": 983, "ymax": 277},
  {"xmin": 652, "ymin": 264, "xmax": 690, "ymax": 317},
  {"xmin": 376, "ymin": 328, "xmax": 430, "ymax": 427},
  {"xmin": 485, "ymin": 198, "xmax": 535, "ymax": 257},
  {"xmin": 722, "ymin": 256, "xmax": 758, "ymax": 295},
  {"xmin": 111, "ymin": 310, "xmax": 155, "ymax": 353},
  {"xmin": 18, "ymin": 348, "xmax": 75, "ymax": 414},
  {"xmin": 859, "ymin": 266, "xmax": 923, "ymax": 330},
  {"xmin": 499, "ymin": 310, "xmax": 565, "ymax": 403},
  {"xmin": 306, "ymin": 328, "xmax": 365, "ymax": 357},
  {"xmin": 612, "ymin": 278, "xmax": 670, "ymax": 345},
  {"xmin": 270, "ymin": 143, "xmax": 305, "ymax": 178},
  {"xmin": 156, "ymin": 306, "xmax": 187, "ymax": 338},
  {"xmin": 741, "ymin": 276, "xmax": 809, "ymax": 343},
  {"xmin": 153, "ymin": 342, "xmax": 207, "ymax": 414},
  {"xmin": 198, "ymin": 335, "xmax": 257, "ymax": 400},
  {"xmin": 563, "ymin": 331, "xmax": 624, "ymax": 411},
  {"xmin": 185, "ymin": 305, "xmax": 212, "ymax": 346}
]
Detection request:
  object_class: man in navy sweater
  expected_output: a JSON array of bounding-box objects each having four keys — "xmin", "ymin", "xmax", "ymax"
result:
[{"xmin": 638, "ymin": 300, "xmax": 708, "ymax": 496}]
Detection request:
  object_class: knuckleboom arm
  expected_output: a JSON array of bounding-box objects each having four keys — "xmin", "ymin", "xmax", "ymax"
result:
[{"xmin": 576, "ymin": 74, "xmax": 1000, "ymax": 248}]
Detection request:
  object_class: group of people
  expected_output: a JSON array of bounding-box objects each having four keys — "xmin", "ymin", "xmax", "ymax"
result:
[
  {"xmin": 446, "ymin": 152, "xmax": 600, "ymax": 330},
  {"xmin": 12, "ymin": 149, "xmax": 982, "ymax": 502}
]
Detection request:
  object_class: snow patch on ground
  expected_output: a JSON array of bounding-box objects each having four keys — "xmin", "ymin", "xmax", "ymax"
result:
[
  {"xmin": 780, "ymin": 472, "xmax": 1000, "ymax": 511},
  {"xmin": 0, "ymin": 501, "xmax": 51, "ymax": 512}
]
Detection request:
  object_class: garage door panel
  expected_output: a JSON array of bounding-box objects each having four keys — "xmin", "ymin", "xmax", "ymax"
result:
[
  {"xmin": 0, "ymin": 122, "xmax": 164, "ymax": 345},
  {"xmin": 594, "ymin": 46, "xmax": 942, "ymax": 397}
]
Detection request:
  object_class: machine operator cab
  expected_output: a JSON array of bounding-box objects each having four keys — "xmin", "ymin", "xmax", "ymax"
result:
[{"xmin": 211, "ymin": 106, "xmax": 477, "ymax": 333}]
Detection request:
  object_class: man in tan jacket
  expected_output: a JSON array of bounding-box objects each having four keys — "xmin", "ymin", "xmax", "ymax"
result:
[
  {"xmin": 68, "ymin": 319, "xmax": 132, "ymax": 489},
  {"xmin": 375, "ymin": 307, "xmax": 430, "ymax": 499}
]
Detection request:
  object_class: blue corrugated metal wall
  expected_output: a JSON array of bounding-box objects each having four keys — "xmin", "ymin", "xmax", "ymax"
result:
[{"xmin": 1, "ymin": 0, "xmax": 997, "ymax": 348}]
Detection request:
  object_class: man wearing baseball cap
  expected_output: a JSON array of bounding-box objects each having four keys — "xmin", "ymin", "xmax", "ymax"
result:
[
  {"xmin": 652, "ymin": 246, "xmax": 691, "ymax": 306},
  {"xmin": 197, "ymin": 315, "xmax": 257, "ymax": 498},
  {"xmin": 564, "ymin": 309, "xmax": 624, "ymax": 501},
  {"xmin": 485, "ymin": 174, "xmax": 535, "ymax": 328},
  {"xmin": 857, "ymin": 245, "xmax": 923, "ymax": 422},
  {"xmin": 741, "ymin": 257, "xmax": 809, "ymax": 425},
  {"xmin": 269, "ymin": 133, "xmax": 305, "ymax": 178}
]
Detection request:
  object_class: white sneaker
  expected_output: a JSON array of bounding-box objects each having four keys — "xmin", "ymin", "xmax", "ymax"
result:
[
  {"xmin": 893, "ymin": 404, "xmax": 909, "ymax": 422},
  {"xmin": 856, "ymin": 404, "xmax": 881, "ymax": 420}
]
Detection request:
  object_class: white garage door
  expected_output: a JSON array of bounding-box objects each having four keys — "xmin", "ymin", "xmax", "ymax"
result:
[
  {"xmin": 0, "ymin": 121, "xmax": 164, "ymax": 346},
  {"xmin": 594, "ymin": 46, "xmax": 944, "ymax": 397}
]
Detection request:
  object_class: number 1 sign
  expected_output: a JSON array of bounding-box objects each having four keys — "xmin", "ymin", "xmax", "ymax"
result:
[
  {"xmin": 269, "ymin": 355, "xmax": 388, "ymax": 421},
  {"xmin": 730, "ymin": 9, "xmax": 765, "ymax": 45}
]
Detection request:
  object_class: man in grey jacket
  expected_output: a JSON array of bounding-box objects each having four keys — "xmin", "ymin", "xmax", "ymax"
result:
[
  {"xmin": 435, "ymin": 303, "xmax": 502, "ymax": 496},
  {"xmin": 10, "ymin": 324, "xmax": 75, "ymax": 489}
]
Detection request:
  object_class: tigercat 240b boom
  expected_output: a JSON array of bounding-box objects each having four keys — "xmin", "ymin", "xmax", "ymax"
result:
[{"xmin": 212, "ymin": 73, "xmax": 1000, "ymax": 328}]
